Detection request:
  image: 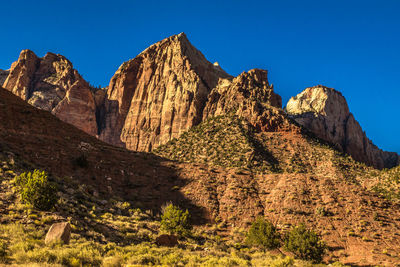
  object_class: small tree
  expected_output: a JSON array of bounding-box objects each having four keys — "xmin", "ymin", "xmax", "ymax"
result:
[
  {"xmin": 160, "ymin": 203, "xmax": 191, "ymax": 237},
  {"xmin": 15, "ymin": 170, "xmax": 57, "ymax": 211},
  {"xmin": 246, "ymin": 217, "xmax": 280, "ymax": 249},
  {"xmin": 284, "ymin": 224, "xmax": 325, "ymax": 262}
]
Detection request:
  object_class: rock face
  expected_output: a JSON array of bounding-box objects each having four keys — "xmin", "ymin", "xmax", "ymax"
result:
[
  {"xmin": 286, "ymin": 86, "xmax": 399, "ymax": 169},
  {"xmin": 2, "ymin": 50, "xmax": 98, "ymax": 135},
  {"xmin": 0, "ymin": 69, "xmax": 9, "ymax": 85},
  {"xmin": 99, "ymin": 33, "xmax": 231, "ymax": 150},
  {"xmin": 203, "ymin": 69, "xmax": 296, "ymax": 133},
  {"xmin": 45, "ymin": 222, "xmax": 71, "ymax": 245}
]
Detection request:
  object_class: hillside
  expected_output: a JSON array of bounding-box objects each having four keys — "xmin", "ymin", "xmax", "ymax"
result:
[{"xmin": 1, "ymin": 87, "xmax": 400, "ymax": 265}]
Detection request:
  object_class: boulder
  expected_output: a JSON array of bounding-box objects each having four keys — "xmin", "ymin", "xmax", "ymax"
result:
[{"xmin": 45, "ymin": 222, "xmax": 71, "ymax": 245}]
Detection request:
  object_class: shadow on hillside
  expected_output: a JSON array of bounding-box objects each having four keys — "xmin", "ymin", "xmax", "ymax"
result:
[{"xmin": 0, "ymin": 88, "xmax": 209, "ymax": 228}]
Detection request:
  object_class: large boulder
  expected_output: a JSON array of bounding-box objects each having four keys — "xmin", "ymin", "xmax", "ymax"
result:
[
  {"xmin": 286, "ymin": 85, "xmax": 399, "ymax": 168},
  {"xmin": 45, "ymin": 222, "xmax": 71, "ymax": 245}
]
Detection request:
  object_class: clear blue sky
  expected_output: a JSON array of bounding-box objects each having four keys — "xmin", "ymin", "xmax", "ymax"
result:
[{"xmin": 1, "ymin": 0, "xmax": 399, "ymax": 153}]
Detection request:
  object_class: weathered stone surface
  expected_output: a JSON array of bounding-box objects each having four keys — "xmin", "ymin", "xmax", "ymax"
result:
[
  {"xmin": 203, "ymin": 69, "xmax": 296, "ymax": 133},
  {"xmin": 286, "ymin": 85, "xmax": 399, "ymax": 168},
  {"xmin": 155, "ymin": 234, "xmax": 178, "ymax": 247},
  {"xmin": 0, "ymin": 69, "xmax": 9, "ymax": 85},
  {"xmin": 3, "ymin": 50, "xmax": 97, "ymax": 135},
  {"xmin": 99, "ymin": 33, "xmax": 231, "ymax": 151},
  {"xmin": 45, "ymin": 222, "xmax": 71, "ymax": 245}
]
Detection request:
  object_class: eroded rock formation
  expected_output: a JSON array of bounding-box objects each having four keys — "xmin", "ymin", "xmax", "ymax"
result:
[
  {"xmin": 99, "ymin": 33, "xmax": 232, "ymax": 151},
  {"xmin": 286, "ymin": 85, "xmax": 399, "ymax": 168},
  {"xmin": 202, "ymin": 68, "xmax": 296, "ymax": 132},
  {"xmin": 2, "ymin": 50, "xmax": 98, "ymax": 135}
]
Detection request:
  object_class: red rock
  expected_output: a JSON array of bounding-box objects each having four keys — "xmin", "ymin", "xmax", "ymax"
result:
[
  {"xmin": 3, "ymin": 50, "xmax": 98, "ymax": 135},
  {"xmin": 99, "ymin": 33, "xmax": 231, "ymax": 151},
  {"xmin": 286, "ymin": 85, "xmax": 399, "ymax": 168}
]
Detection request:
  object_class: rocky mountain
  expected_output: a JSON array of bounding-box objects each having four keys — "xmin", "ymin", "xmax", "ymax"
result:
[
  {"xmin": 2, "ymin": 34, "xmax": 398, "ymax": 170},
  {"xmin": 98, "ymin": 32, "xmax": 231, "ymax": 150},
  {"xmin": 1, "ymin": 50, "xmax": 98, "ymax": 135},
  {"xmin": 286, "ymin": 86, "xmax": 399, "ymax": 169}
]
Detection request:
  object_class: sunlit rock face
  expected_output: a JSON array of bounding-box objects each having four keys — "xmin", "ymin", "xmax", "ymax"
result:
[
  {"xmin": 286, "ymin": 85, "xmax": 399, "ymax": 169},
  {"xmin": 2, "ymin": 50, "xmax": 98, "ymax": 135},
  {"xmin": 99, "ymin": 33, "xmax": 232, "ymax": 151}
]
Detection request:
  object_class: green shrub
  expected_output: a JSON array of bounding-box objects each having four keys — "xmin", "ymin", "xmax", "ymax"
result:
[
  {"xmin": 0, "ymin": 240, "xmax": 7, "ymax": 263},
  {"xmin": 15, "ymin": 170, "xmax": 57, "ymax": 211},
  {"xmin": 246, "ymin": 217, "xmax": 280, "ymax": 249},
  {"xmin": 284, "ymin": 224, "xmax": 325, "ymax": 262},
  {"xmin": 160, "ymin": 203, "xmax": 191, "ymax": 237}
]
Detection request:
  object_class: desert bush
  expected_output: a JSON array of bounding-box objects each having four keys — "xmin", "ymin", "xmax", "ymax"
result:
[
  {"xmin": 15, "ymin": 170, "xmax": 57, "ymax": 211},
  {"xmin": 284, "ymin": 224, "xmax": 325, "ymax": 262},
  {"xmin": 246, "ymin": 217, "xmax": 280, "ymax": 249},
  {"xmin": 160, "ymin": 203, "xmax": 191, "ymax": 237},
  {"xmin": 0, "ymin": 239, "xmax": 7, "ymax": 263}
]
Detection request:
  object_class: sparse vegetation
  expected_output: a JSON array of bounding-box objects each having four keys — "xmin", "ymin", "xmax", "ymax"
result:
[
  {"xmin": 284, "ymin": 224, "xmax": 326, "ymax": 262},
  {"xmin": 246, "ymin": 217, "xmax": 280, "ymax": 249},
  {"xmin": 160, "ymin": 203, "xmax": 191, "ymax": 237},
  {"xmin": 14, "ymin": 170, "xmax": 57, "ymax": 211}
]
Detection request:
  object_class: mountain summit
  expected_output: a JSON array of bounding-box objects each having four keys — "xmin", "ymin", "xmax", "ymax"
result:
[{"xmin": 98, "ymin": 32, "xmax": 232, "ymax": 150}]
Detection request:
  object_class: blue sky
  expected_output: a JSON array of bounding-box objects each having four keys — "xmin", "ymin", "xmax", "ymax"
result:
[{"xmin": 1, "ymin": 0, "xmax": 399, "ymax": 153}]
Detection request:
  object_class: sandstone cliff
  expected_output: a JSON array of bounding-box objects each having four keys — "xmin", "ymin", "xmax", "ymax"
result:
[
  {"xmin": 99, "ymin": 33, "xmax": 232, "ymax": 151},
  {"xmin": 202, "ymin": 68, "xmax": 297, "ymax": 133},
  {"xmin": 286, "ymin": 85, "xmax": 399, "ymax": 169},
  {"xmin": 2, "ymin": 50, "xmax": 98, "ymax": 135}
]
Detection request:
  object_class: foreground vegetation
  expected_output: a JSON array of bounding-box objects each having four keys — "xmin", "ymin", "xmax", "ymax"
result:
[{"xmin": 0, "ymin": 152, "xmax": 337, "ymax": 266}]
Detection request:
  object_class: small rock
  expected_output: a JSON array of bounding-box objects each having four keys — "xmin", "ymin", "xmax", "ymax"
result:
[
  {"xmin": 45, "ymin": 222, "xmax": 71, "ymax": 245},
  {"xmin": 155, "ymin": 234, "xmax": 178, "ymax": 247}
]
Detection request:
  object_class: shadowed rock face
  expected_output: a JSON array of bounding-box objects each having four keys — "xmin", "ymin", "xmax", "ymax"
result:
[
  {"xmin": 202, "ymin": 68, "xmax": 296, "ymax": 133},
  {"xmin": 99, "ymin": 33, "xmax": 232, "ymax": 151},
  {"xmin": 2, "ymin": 50, "xmax": 98, "ymax": 135},
  {"xmin": 286, "ymin": 86, "xmax": 399, "ymax": 169},
  {"xmin": 0, "ymin": 69, "xmax": 9, "ymax": 85}
]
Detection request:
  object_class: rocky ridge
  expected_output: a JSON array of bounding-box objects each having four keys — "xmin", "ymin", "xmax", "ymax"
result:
[
  {"xmin": 2, "ymin": 34, "xmax": 398, "ymax": 169},
  {"xmin": 286, "ymin": 86, "xmax": 399, "ymax": 169},
  {"xmin": 2, "ymin": 50, "xmax": 98, "ymax": 135}
]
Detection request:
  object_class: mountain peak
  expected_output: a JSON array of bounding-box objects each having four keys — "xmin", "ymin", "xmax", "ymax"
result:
[{"xmin": 286, "ymin": 86, "xmax": 399, "ymax": 168}]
